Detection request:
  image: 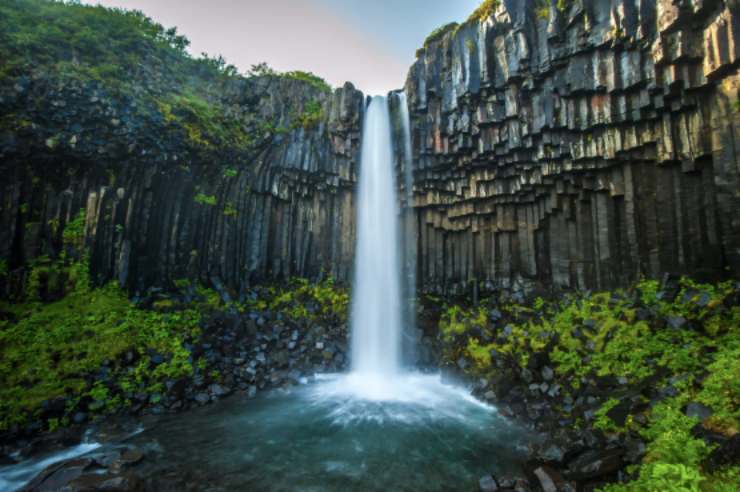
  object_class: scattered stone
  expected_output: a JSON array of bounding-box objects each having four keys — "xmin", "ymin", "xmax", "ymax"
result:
[
  {"xmin": 666, "ymin": 316, "xmax": 687, "ymax": 330},
  {"xmin": 479, "ymin": 474, "xmax": 499, "ymax": 491},
  {"xmin": 193, "ymin": 393, "xmax": 210, "ymax": 405},
  {"xmin": 566, "ymin": 447, "xmax": 625, "ymax": 480},
  {"xmin": 533, "ymin": 466, "xmax": 564, "ymax": 492},
  {"xmin": 685, "ymin": 402, "xmax": 713, "ymax": 422}
]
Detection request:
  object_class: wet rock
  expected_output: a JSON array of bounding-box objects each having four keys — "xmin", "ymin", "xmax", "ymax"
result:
[
  {"xmin": 605, "ymin": 400, "xmax": 633, "ymax": 428},
  {"xmin": 538, "ymin": 443, "xmax": 566, "ymax": 464},
  {"xmin": 193, "ymin": 393, "xmax": 210, "ymax": 405},
  {"xmin": 23, "ymin": 458, "xmax": 94, "ymax": 491},
  {"xmin": 66, "ymin": 472, "xmax": 143, "ymax": 491},
  {"xmin": 666, "ymin": 316, "xmax": 687, "ymax": 330},
  {"xmin": 479, "ymin": 474, "xmax": 499, "ymax": 491},
  {"xmin": 208, "ymin": 384, "xmax": 232, "ymax": 399},
  {"xmin": 624, "ymin": 437, "xmax": 646, "ymax": 464},
  {"xmin": 566, "ymin": 447, "xmax": 625, "ymax": 480},
  {"xmin": 685, "ymin": 402, "xmax": 713, "ymax": 422},
  {"xmin": 541, "ymin": 366, "xmax": 554, "ymax": 382},
  {"xmin": 703, "ymin": 434, "xmax": 740, "ymax": 471},
  {"xmin": 111, "ymin": 448, "xmax": 145, "ymax": 472},
  {"xmin": 532, "ymin": 466, "xmax": 566, "ymax": 492},
  {"xmin": 520, "ymin": 368, "xmax": 533, "ymax": 384}
]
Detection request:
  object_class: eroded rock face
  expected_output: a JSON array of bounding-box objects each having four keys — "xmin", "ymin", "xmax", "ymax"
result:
[
  {"xmin": 0, "ymin": 77, "xmax": 364, "ymax": 294},
  {"xmin": 404, "ymin": 0, "xmax": 740, "ymax": 293}
]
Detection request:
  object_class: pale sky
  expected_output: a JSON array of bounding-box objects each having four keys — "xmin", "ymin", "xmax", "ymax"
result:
[{"xmin": 82, "ymin": 0, "xmax": 480, "ymax": 95}]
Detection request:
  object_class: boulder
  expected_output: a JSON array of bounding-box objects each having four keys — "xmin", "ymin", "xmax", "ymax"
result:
[{"xmin": 566, "ymin": 448, "xmax": 625, "ymax": 481}]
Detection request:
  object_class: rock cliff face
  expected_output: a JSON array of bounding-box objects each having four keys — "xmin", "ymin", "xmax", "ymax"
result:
[
  {"xmin": 404, "ymin": 0, "xmax": 740, "ymax": 292},
  {"xmin": 2, "ymin": 0, "xmax": 740, "ymax": 298},
  {"xmin": 0, "ymin": 76, "xmax": 364, "ymax": 296}
]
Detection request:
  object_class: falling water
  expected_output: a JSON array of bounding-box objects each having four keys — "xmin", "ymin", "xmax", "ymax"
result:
[
  {"xmin": 1, "ymin": 96, "xmax": 531, "ymax": 492},
  {"xmin": 350, "ymin": 95, "xmax": 402, "ymax": 377},
  {"xmin": 397, "ymin": 92, "xmax": 418, "ymax": 360}
]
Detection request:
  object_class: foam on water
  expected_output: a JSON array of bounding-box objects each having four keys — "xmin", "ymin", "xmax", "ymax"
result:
[{"xmin": 0, "ymin": 441, "xmax": 101, "ymax": 492}]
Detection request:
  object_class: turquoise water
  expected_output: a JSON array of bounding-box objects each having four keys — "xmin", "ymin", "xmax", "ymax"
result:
[{"xmin": 126, "ymin": 374, "xmax": 531, "ymax": 491}]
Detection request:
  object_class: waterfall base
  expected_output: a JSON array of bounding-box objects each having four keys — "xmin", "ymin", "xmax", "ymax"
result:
[{"xmin": 1, "ymin": 378, "xmax": 531, "ymax": 492}]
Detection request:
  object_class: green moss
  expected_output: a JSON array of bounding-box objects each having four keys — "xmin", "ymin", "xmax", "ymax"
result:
[
  {"xmin": 466, "ymin": 338, "xmax": 494, "ymax": 368},
  {"xmin": 266, "ymin": 277, "xmax": 349, "ymax": 321},
  {"xmin": 593, "ymin": 398, "xmax": 628, "ymax": 433},
  {"xmin": 293, "ymin": 101, "xmax": 324, "ymax": 130},
  {"xmin": 467, "ymin": 0, "xmax": 500, "ymax": 24},
  {"xmin": 535, "ymin": 0, "xmax": 551, "ymax": 20},
  {"xmin": 62, "ymin": 209, "xmax": 86, "ymax": 246},
  {"xmin": 223, "ymin": 202, "xmax": 238, "ymax": 218},
  {"xmin": 600, "ymin": 401, "xmax": 715, "ymax": 492},
  {"xmin": 0, "ymin": 259, "xmax": 7, "ymax": 278},
  {"xmin": 423, "ymin": 22, "xmax": 459, "ymax": 49},
  {"xmin": 158, "ymin": 91, "xmax": 253, "ymax": 150},
  {"xmin": 194, "ymin": 193, "xmax": 217, "ymax": 206},
  {"xmin": 435, "ymin": 278, "xmax": 740, "ymax": 492},
  {"xmin": 0, "ymin": 258, "xmax": 202, "ymax": 431},
  {"xmin": 696, "ymin": 339, "xmax": 740, "ymax": 435}
]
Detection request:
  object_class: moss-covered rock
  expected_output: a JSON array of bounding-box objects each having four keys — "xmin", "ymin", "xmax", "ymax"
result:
[{"xmin": 434, "ymin": 278, "xmax": 739, "ymax": 491}]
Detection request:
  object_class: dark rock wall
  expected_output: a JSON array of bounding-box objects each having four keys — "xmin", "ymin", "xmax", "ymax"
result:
[
  {"xmin": 404, "ymin": 0, "xmax": 740, "ymax": 292},
  {"xmin": 3, "ymin": 0, "xmax": 740, "ymax": 298},
  {"xmin": 0, "ymin": 78, "xmax": 364, "ymax": 296}
]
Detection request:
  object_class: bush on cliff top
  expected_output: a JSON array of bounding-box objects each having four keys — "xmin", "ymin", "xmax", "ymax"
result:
[{"xmin": 0, "ymin": 0, "xmax": 330, "ymax": 157}]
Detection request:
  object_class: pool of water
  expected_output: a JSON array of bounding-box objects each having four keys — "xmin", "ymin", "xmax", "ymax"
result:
[
  {"xmin": 129, "ymin": 373, "xmax": 531, "ymax": 491},
  {"xmin": 1, "ymin": 373, "xmax": 532, "ymax": 492}
]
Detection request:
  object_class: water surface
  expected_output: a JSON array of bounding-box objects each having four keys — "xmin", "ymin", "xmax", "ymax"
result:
[{"xmin": 125, "ymin": 374, "xmax": 531, "ymax": 492}]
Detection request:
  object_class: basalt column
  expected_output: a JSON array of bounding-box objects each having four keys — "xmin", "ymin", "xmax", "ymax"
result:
[{"xmin": 405, "ymin": 0, "xmax": 740, "ymax": 293}]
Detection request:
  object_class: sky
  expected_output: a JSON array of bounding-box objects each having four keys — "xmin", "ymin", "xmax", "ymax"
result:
[{"xmin": 82, "ymin": 0, "xmax": 481, "ymax": 95}]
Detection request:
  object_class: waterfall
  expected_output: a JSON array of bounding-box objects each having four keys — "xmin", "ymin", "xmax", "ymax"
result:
[
  {"xmin": 350, "ymin": 96, "xmax": 402, "ymax": 377},
  {"xmin": 397, "ymin": 92, "xmax": 417, "ymax": 363}
]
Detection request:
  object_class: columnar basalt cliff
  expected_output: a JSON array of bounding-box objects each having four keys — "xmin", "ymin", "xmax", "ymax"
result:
[
  {"xmin": 404, "ymin": 0, "xmax": 740, "ymax": 292},
  {"xmin": 0, "ymin": 76, "xmax": 364, "ymax": 296}
]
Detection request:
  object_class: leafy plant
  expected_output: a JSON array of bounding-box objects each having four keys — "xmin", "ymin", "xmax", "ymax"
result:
[
  {"xmin": 194, "ymin": 193, "xmax": 217, "ymax": 206},
  {"xmin": 62, "ymin": 209, "xmax": 86, "ymax": 246}
]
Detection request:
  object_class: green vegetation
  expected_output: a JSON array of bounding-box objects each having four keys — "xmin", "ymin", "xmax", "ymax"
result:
[
  {"xmin": 194, "ymin": 193, "xmax": 217, "ymax": 206},
  {"xmin": 248, "ymin": 63, "xmax": 332, "ymax": 93},
  {"xmin": 467, "ymin": 0, "xmax": 500, "ymax": 24},
  {"xmin": 283, "ymin": 71, "xmax": 332, "ymax": 93},
  {"xmin": 0, "ymin": 0, "xmax": 191, "ymax": 84},
  {"xmin": 437, "ymin": 278, "xmax": 740, "ymax": 491},
  {"xmin": 293, "ymin": 101, "xmax": 324, "ymax": 130},
  {"xmin": 157, "ymin": 91, "xmax": 253, "ymax": 150},
  {"xmin": 0, "ymin": 1, "xmax": 333, "ymax": 158},
  {"xmin": 423, "ymin": 22, "xmax": 459, "ymax": 48},
  {"xmin": 0, "ymin": 257, "xmax": 202, "ymax": 431},
  {"xmin": 223, "ymin": 202, "xmax": 238, "ymax": 217},
  {"xmin": 535, "ymin": 0, "xmax": 574, "ymax": 20},
  {"xmin": 62, "ymin": 208, "xmax": 86, "ymax": 246}
]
